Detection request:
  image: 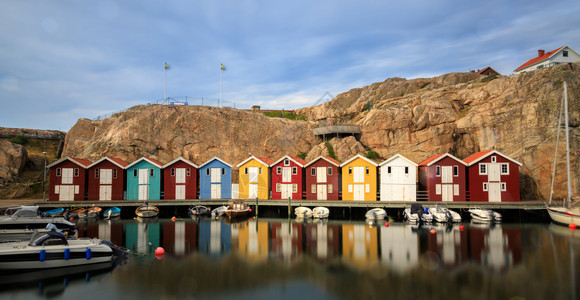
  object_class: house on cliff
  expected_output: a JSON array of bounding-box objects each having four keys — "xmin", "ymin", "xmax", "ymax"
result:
[
  {"xmin": 48, "ymin": 157, "xmax": 92, "ymax": 201},
  {"xmin": 237, "ymin": 155, "xmax": 273, "ymax": 200},
  {"xmin": 463, "ymin": 150, "xmax": 521, "ymax": 202},
  {"xmin": 304, "ymin": 156, "xmax": 341, "ymax": 201},
  {"xmin": 418, "ymin": 153, "xmax": 467, "ymax": 202},
  {"xmin": 514, "ymin": 46, "xmax": 580, "ymax": 74},
  {"xmin": 126, "ymin": 157, "xmax": 163, "ymax": 201},
  {"xmin": 270, "ymin": 155, "xmax": 307, "ymax": 200},
  {"xmin": 379, "ymin": 154, "xmax": 417, "ymax": 202},
  {"xmin": 86, "ymin": 157, "xmax": 128, "ymax": 201},
  {"xmin": 340, "ymin": 154, "xmax": 378, "ymax": 201},
  {"xmin": 199, "ymin": 157, "xmax": 232, "ymax": 200},
  {"xmin": 163, "ymin": 157, "xmax": 198, "ymax": 200}
]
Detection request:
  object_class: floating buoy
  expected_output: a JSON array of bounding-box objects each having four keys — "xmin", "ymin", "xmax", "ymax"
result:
[
  {"xmin": 430, "ymin": 229, "xmax": 436, "ymax": 234},
  {"xmin": 459, "ymin": 225, "xmax": 465, "ymax": 231},
  {"xmin": 384, "ymin": 222, "xmax": 389, "ymax": 227},
  {"xmin": 171, "ymin": 216, "xmax": 176, "ymax": 222},
  {"xmin": 155, "ymin": 247, "xmax": 165, "ymax": 255},
  {"xmin": 569, "ymin": 223, "xmax": 577, "ymax": 230},
  {"xmin": 248, "ymin": 208, "xmax": 252, "ymax": 213}
]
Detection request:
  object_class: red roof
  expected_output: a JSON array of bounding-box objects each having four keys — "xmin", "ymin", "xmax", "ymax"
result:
[
  {"xmin": 255, "ymin": 156, "xmax": 274, "ymax": 165},
  {"xmin": 463, "ymin": 150, "xmax": 494, "ymax": 164},
  {"xmin": 324, "ymin": 156, "xmax": 341, "ymax": 166},
  {"xmin": 71, "ymin": 158, "xmax": 93, "ymax": 167},
  {"xmin": 109, "ymin": 157, "xmax": 129, "ymax": 168},
  {"xmin": 288, "ymin": 156, "xmax": 307, "ymax": 166},
  {"xmin": 514, "ymin": 46, "xmax": 564, "ymax": 71},
  {"xmin": 146, "ymin": 157, "xmax": 164, "ymax": 167},
  {"xmin": 418, "ymin": 154, "xmax": 444, "ymax": 166}
]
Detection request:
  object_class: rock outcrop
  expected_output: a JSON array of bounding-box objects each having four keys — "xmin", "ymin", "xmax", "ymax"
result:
[
  {"xmin": 305, "ymin": 136, "xmax": 365, "ymax": 162},
  {"xmin": 0, "ymin": 139, "xmax": 28, "ymax": 186}
]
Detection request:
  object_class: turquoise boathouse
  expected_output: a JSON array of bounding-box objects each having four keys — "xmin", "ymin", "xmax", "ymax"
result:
[{"xmin": 126, "ymin": 157, "xmax": 164, "ymax": 201}]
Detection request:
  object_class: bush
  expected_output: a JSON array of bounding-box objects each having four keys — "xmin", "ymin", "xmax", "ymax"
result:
[
  {"xmin": 325, "ymin": 141, "xmax": 337, "ymax": 160},
  {"xmin": 263, "ymin": 111, "xmax": 306, "ymax": 120},
  {"xmin": 365, "ymin": 150, "xmax": 378, "ymax": 160},
  {"xmin": 297, "ymin": 152, "xmax": 307, "ymax": 160},
  {"xmin": 8, "ymin": 135, "xmax": 28, "ymax": 145}
]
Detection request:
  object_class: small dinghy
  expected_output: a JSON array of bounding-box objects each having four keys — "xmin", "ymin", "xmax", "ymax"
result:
[
  {"xmin": 189, "ymin": 205, "xmax": 210, "ymax": 216},
  {"xmin": 43, "ymin": 208, "xmax": 65, "ymax": 217},
  {"xmin": 135, "ymin": 204, "xmax": 159, "ymax": 218},
  {"xmin": 294, "ymin": 207, "xmax": 313, "ymax": 219},
  {"xmin": 469, "ymin": 208, "xmax": 502, "ymax": 223},
  {"xmin": 87, "ymin": 207, "xmax": 102, "ymax": 219},
  {"xmin": 211, "ymin": 206, "xmax": 228, "ymax": 218},
  {"xmin": 365, "ymin": 208, "xmax": 387, "ymax": 220},
  {"xmin": 312, "ymin": 207, "xmax": 330, "ymax": 219},
  {"xmin": 429, "ymin": 204, "xmax": 461, "ymax": 223},
  {"xmin": 224, "ymin": 200, "xmax": 251, "ymax": 218},
  {"xmin": 103, "ymin": 207, "xmax": 121, "ymax": 219},
  {"xmin": 69, "ymin": 208, "xmax": 87, "ymax": 219}
]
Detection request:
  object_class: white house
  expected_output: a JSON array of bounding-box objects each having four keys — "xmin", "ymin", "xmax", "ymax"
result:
[
  {"xmin": 379, "ymin": 154, "xmax": 417, "ymax": 201},
  {"xmin": 514, "ymin": 45, "xmax": 580, "ymax": 74}
]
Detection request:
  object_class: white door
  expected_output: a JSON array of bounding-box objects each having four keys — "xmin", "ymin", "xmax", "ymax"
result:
[
  {"xmin": 282, "ymin": 167, "xmax": 291, "ymax": 182},
  {"xmin": 138, "ymin": 185, "xmax": 148, "ymax": 200},
  {"xmin": 62, "ymin": 168, "xmax": 74, "ymax": 184},
  {"xmin": 176, "ymin": 168, "xmax": 186, "ymax": 184},
  {"xmin": 59, "ymin": 185, "xmax": 75, "ymax": 201},
  {"xmin": 317, "ymin": 167, "xmax": 327, "ymax": 183},
  {"xmin": 353, "ymin": 167, "xmax": 364, "ymax": 183},
  {"xmin": 317, "ymin": 184, "xmax": 327, "ymax": 200},
  {"xmin": 488, "ymin": 164, "xmax": 500, "ymax": 182},
  {"xmin": 281, "ymin": 184, "xmax": 293, "ymax": 199},
  {"xmin": 442, "ymin": 166, "xmax": 453, "ymax": 183},
  {"xmin": 99, "ymin": 185, "xmax": 112, "ymax": 200},
  {"xmin": 138, "ymin": 169, "xmax": 149, "ymax": 184},
  {"xmin": 381, "ymin": 184, "xmax": 392, "ymax": 201},
  {"xmin": 249, "ymin": 184, "xmax": 258, "ymax": 199},
  {"xmin": 100, "ymin": 169, "xmax": 112, "ymax": 184},
  {"xmin": 488, "ymin": 182, "xmax": 501, "ymax": 202},
  {"xmin": 249, "ymin": 167, "xmax": 258, "ymax": 183},
  {"xmin": 442, "ymin": 184, "xmax": 453, "ymax": 202},
  {"xmin": 211, "ymin": 184, "xmax": 221, "ymax": 199},
  {"xmin": 393, "ymin": 185, "xmax": 404, "ymax": 201},
  {"xmin": 353, "ymin": 184, "xmax": 365, "ymax": 201},
  {"xmin": 211, "ymin": 168, "xmax": 221, "ymax": 183},
  {"xmin": 175, "ymin": 185, "xmax": 186, "ymax": 200}
]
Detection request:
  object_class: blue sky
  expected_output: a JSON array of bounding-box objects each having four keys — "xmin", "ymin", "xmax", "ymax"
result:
[{"xmin": 1, "ymin": 0, "xmax": 579, "ymax": 131}]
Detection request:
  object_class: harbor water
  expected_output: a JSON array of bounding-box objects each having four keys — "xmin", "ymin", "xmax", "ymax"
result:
[{"xmin": 1, "ymin": 216, "xmax": 579, "ymax": 300}]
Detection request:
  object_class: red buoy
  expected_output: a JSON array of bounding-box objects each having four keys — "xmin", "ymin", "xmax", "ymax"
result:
[
  {"xmin": 171, "ymin": 216, "xmax": 176, "ymax": 222},
  {"xmin": 430, "ymin": 229, "xmax": 436, "ymax": 234},
  {"xmin": 155, "ymin": 247, "xmax": 165, "ymax": 255},
  {"xmin": 384, "ymin": 222, "xmax": 389, "ymax": 227},
  {"xmin": 248, "ymin": 208, "xmax": 252, "ymax": 213},
  {"xmin": 459, "ymin": 225, "xmax": 465, "ymax": 231},
  {"xmin": 569, "ymin": 223, "xmax": 577, "ymax": 230}
]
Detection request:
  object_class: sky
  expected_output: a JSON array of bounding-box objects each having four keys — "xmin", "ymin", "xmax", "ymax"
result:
[{"xmin": 1, "ymin": 0, "xmax": 579, "ymax": 131}]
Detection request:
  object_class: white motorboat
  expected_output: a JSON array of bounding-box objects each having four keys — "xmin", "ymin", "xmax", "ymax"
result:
[
  {"xmin": 365, "ymin": 208, "xmax": 387, "ymax": 220},
  {"xmin": 0, "ymin": 231, "xmax": 116, "ymax": 271},
  {"xmin": 429, "ymin": 204, "xmax": 462, "ymax": 223},
  {"xmin": 404, "ymin": 208, "xmax": 419, "ymax": 223},
  {"xmin": 189, "ymin": 205, "xmax": 210, "ymax": 216},
  {"xmin": 428, "ymin": 206, "xmax": 448, "ymax": 223},
  {"xmin": 211, "ymin": 206, "xmax": 228, "ymax": 218},
  {"xmin": 294, "ymin": 207, "xmax": 313, "ymax": 218},
  {"xmin": 546, "ymin": 82, "xmax": 580, "ymax": 226},
  {"xmin": 0, "ymin": 206, "xmax": 76, "ymax": 235},
  {"xmin": 405, "ymin": 204, "xmax": 433, "ymax": 223},
  {"xmin": 312, "ymin": 207, "xmax": 329, "ymax": 219},
  {"xmin": 135, "ymin": 204, "xmax": 159, "ymax": 218},
  {"xmin": 469, "ymin": 208, "xmax": 502, "ymax": 223}
]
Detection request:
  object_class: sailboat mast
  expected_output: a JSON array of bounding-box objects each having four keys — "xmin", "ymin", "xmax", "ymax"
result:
[{"xmin": 564, "ymin": 82, "xmax": 572, "ymax": 205}]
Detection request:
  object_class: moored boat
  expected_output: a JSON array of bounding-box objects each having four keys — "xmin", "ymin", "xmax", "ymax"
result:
[
  {"xmin": 312, "ymin": 207, "xmax": 329, "ymax": 219},
  {"xmin": 295, "ymin": 206, "xmax": 313, "ymax": 219},
  {"xmin": 189, "ymin": 205, "xmax": 210, "ymax": 216},
  {"xmin": 429, "ymin": 204, "xmax": 461, "ymax": 223},
  {"xmin": 135, "ymin": 204, "xmax": 159, "ymax": 218},
  {"xmin": 87, "ymin": 207, "xmax": 102, "ymax": 218},
  {"xmin": 43, "ymin": 208, "xmax": 65, "ymax": 217},
  {"xmin": 0, "ymin": 206, "xmax": 76, "ymax": 237},
  {"xmin": 365, "ymin": 208, "xmax": 387, "ymax": 220},
  {"xmin": 211, "ymin": 206, "xmax": 227, "ymax": 218},
  {"xmin": 69, "ymin": 208, "xmax": 87, "ymax": 219},
  {"xmin": 224, "ymin": 200, "xmax": 251, "ymax": 218},
  {"xmin": 469, "ymin": 208, "xmax": 502, "ymax": 223},
  {"xmin": 103, "ymin": 207, "xmax": 121, "ymax": 219}
]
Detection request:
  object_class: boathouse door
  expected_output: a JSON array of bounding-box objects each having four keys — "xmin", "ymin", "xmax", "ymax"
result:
[
  {"xmin": 175, "ymin": 185, "xmax": 186, "ymax": 200},
  {"xmin": 317, "ymin": 167, "xmax": 327, "ymax": 183},
  {"xmin": 249, "ymin": 183, "xmax": 258, "ymax": 199},
  {"xmin": 138, "ymin": 169, "xmax": 149, "ymax": 200},
  {"xmin": 317, "ymin": 184, "xmax": 327, "ymax": 200},
  {"xmin": 488, "ymin": 182, "xmax": 501, "ymax": 202},
  {"xmin": 99, "ymin": 185, "xmax": 112, "ymax": 200},
  {"xmin": 211, "ymin": 184, "xmax": 221, "ymax": 199},
  {"xmin": 353, "ymin": 184, "xmax": 365, "ymax": 200},
  {"xmin": 59, "ymin": 185, "xmax": 75, "ymax": 201}
]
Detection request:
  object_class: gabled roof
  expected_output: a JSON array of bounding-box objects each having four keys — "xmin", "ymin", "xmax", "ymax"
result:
[
  {"xmin": 379, "ymin": 154, "xmax": 418, "ymax": 167},
  {"xmin": 304, "ymin": 156, "xmax": 341, "ymax": 168},
  {"xmin": 514, "ymin": 46, "xmax": 565, "ymax": 72},
  {"xmin": 125, "ymin": 157, "xmax": 164, "ymax": 169},
  {"xmin": 47, "ymin": 157, "xmax": 92, "ymax": 169},
  {"xmin": 199, "ymin": 156, "xmax": 232, "ymax": 168},
  {"xmin": 87, "ymin": 157, "xmax": 129, "ymax": 169},
  {"xmin": 418, "ymin": 153, "xmax": 467, "ymax": 166},
  {"xmin": 339, "ymin": 154, "xmax": 378, "ymax": 167},
  {"xmin": 163, "ymin": 157, "xmax": 199, "ymax": 169},
  {"xmin": 270, "ymin": 155, "xmax": 307, "ymax": 167},
  {"xmin": 463, "ymin": 150, "xmax": 522, "ymax": 166},
  {"xmin": 476, "ymin": 67, "xmax": 498, "ymax": 75},
  {"xmin": 236, "ymin": 155, "xmax": 273, "ymax": 168}
]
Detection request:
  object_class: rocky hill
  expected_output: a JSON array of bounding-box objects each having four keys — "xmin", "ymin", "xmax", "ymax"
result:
[{"xmin": 56, "ymin": 63, "xmax": 580, "ymax": 200}]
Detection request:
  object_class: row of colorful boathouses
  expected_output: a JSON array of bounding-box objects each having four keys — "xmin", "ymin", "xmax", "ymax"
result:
[{"xmin": 47, "ymin": 150, "xmax": 521, "ymax": 202}]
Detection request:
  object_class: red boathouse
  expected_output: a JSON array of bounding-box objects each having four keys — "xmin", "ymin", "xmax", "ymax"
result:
[
  {"xmin": 270, "ymin": 155, "xmax": 307, "ymax": 200},
  {"xmin": 47, "ymin": 157, "xmax": 92, "ymax": 201},
  {"xmin": 418, "ymin": 153, "xmax": 467, "ymax": 202},
  {"xmin": 463, "ymin": 150, "xmax": 521, "ymax": 202},
  {"xmin": 304, "ymin": 156, "xmax": 341, "ymax": 200},
  {"xmin": 163, "ymin": 157, "xmax": 199, "ymax": 200},
  {"xmin": 87, "ymin": 157, "xmax": 128, "ymax": 201}
]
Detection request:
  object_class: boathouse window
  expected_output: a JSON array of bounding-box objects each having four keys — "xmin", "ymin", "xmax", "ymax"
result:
[
  {"xmin": 483, "ymin": 183, "xmax": 488, "ymax": 191},
  {"xmin": 277, "ymin": 167, "xmax": 282, "ymax": 175},
  {"xmin": 453, "ymin": 166, "xmax": 459, "ymax": 176},
  {"xmin": 436, "ymin": 166, "xmax": 441, "ymax": 176},
  {"xmin": 244, "ymin": 167, "xmax": 248, "ymax": 175},
  {"xmin": 276, "ymin": 183, "xmax": 281, "ymax": 192},
  {"xmin": 387, "ymin": 166, "xmax": 392, "ymax": 174},
  {"xmin": 284, "ymin": 159, "xmax": 290, "ymax": 166},
  {"xmin": 56, "ymin": 168, "xmax": 61, "ymax": 176},
  {"xmin": 328, "ymin": 167, "xmax": 332, "ymax": 176},
  {"xmin": 311, "ymin": 184, "xmax": 316, "ymax": 193},
  {"xmin": 365, "ymin": 184, "xmax": 370, "ymax": 193},
  {"xmin": 171, "ymin": 168, "xmax": 175, "ymax": 176},
  {"xmin": 206, "ymin": 169, "xmax": 210, "ymax": 176},
  {"xmin": 491, "ymin": 156, "xmax": 496, "ymax": 163},
  {"xmin": 366, "ymin": 167, "xmax": 370, "ymax": 175},
  {"xmin": 113, "ymin": 169, "xmax": 117, "ymax": 178},
  {"xmin": 405, "ymin": 167, "xmax": 409, "ymax": 174},
  {"xmin": 501, "ymin": 163, "xmax": 509, "ymax": 175},
  {"xmin": 221, "ymin": 168, "xmax": 225, "ymax": 175},
  {"xmin": 311, "ymin": 167, "xmax": 316, "ymax": 176},
  {"xmin": 95, "ymin": 169, "xmax": 99, "ymax": 178},
  {"xmin": 150, "ymin": 169, "xmax": 154, "ymax": 177},
  {"xmin": 348, "ymin": 184, "xmax": 353, "ymax": 192},
  {"xmin": 563, "ymin": 50, "xmax": 569, "ymax": 57},
  {"xmin": 501, "ymin": 183, "xmax": 506, "ymax": 191},
  {"xmin": 134, "ymin": 169, "xmax": 138, "ymax": 177},
  {"xmin": 479, "ymin": 163, "xmax": 487, "ymax": 175},
  {"xmin": 349, "ymin": 167, "xmax": 352, "ymax": 174},
  {"xmin": 293, "ymin": 184, "xmax": 297, "ymax": 193},
  {"xmin": 259, "ymin": 167, "xmax": 262, "ymax": 174},
  {"xmin": 292, "ymin": 167, "xmax": 297, "ymax": 175},
  {"xmin": 187, "ymin": 168, "xmax": 191, "ymax": 176},
  {"xmin": 328, "ymin": 184, "xmax": 333, "ymax": 194},
  {"xmin": 74, "ymin": 168, "xmax": 79, "ymax": 177}
]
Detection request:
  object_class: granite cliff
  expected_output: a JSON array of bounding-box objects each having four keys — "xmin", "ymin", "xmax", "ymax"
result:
[{"xmin": 60, "ymin": 63, "xmax": 580, "ymax": 200}]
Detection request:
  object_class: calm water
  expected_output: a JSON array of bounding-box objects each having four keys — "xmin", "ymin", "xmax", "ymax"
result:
[{"xmin": 1, "ymin": 217, "xmax": 579, "ymax": 300}]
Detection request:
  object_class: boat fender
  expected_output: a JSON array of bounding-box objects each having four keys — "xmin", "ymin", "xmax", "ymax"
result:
[
  {"xmin": 40, "ymin": 249, "xmax": 46, "ymax": 262},
  {"xmin": 86, "ymin": 248, "xmax": 92, "ymax": 260},
  {"xmin": 64, "ymin": 248, "xmax": 70, "ymax": 260}
]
